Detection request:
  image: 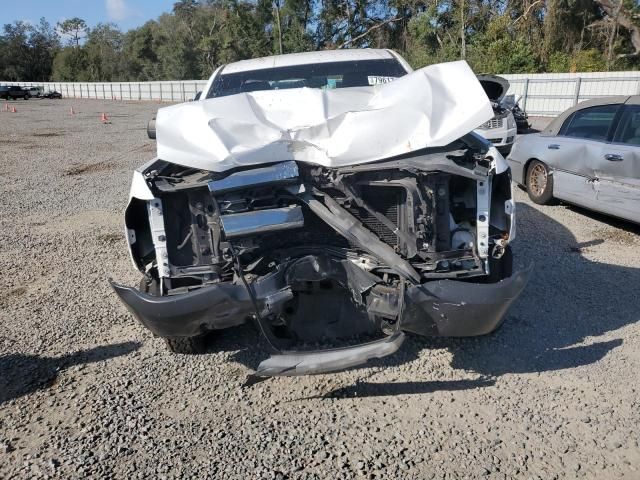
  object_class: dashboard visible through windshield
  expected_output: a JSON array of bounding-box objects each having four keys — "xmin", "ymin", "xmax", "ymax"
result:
[{"xmin": 208, "ymin": 59, "xmax": 408, "ymax": 98}]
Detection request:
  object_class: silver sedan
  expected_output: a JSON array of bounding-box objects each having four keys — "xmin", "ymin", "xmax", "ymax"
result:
[{"xmin": 507, "ymin": 95, "xmax": 640, "ymax": 224}]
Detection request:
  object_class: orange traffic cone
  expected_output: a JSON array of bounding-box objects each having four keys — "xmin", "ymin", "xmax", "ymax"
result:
[
  {"xmin": 3, "ymin": 103, "xmax": 8, "ymax": 112},
  {"xmin": 11, "ymin": 106, "xmax": 17, "ymax": 113},
  {"xmin": 100, "ymin": 112, "xmax": 110, "ymax": 124}
]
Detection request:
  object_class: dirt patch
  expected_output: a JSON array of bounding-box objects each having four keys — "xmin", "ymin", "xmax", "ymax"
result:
[
  {"xmin": 593, "ymin": 228, "xmax": 639, "ymax": 245},
  {"xmin": 0, "ymin": 286, "xmax": 27, "ymax": 304},
  {"xmin": 33, "ymin": 132, "xmax": 64, "ymax": 138},
  {"xmin": 97, "ymin": 233, "xmax": 123, "ymax": 245},
  {"xmin": 0, "ymin": 139, "xmax": 40, "ymax": 149},
  {"xmin": 64, "ymin": 162, "xmax": 113, "ymax": 176}
]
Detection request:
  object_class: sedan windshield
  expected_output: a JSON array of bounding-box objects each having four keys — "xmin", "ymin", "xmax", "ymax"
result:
[{"xmin": 208, "ymin": 59, "xmax": 408, "ymax": 99}]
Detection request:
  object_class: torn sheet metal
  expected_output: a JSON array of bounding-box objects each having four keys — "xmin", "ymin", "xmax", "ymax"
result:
[{"xmin": 155, "ymin": 61, "xmax": 494, "ymax": 172}]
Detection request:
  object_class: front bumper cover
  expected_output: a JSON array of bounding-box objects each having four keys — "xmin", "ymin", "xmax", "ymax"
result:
[{"xmin": 111, "ymin": 266, "xmax": 531, "ymax": 375}]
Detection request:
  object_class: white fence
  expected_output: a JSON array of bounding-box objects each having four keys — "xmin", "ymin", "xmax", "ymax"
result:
[
  {"xmin": 502, "ymin": 71, "xmax": 640, "ymax": 116},
  {"xmin": 2, "ymin": 80, "xmax": 209, "ymax": 103},
  {"xmin": 5, "ymin": 71, "xmax": 640, "ymax": 116}
]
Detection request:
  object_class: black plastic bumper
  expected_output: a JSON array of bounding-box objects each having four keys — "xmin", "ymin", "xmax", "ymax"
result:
[
  {"xmin": 112, "ymin": 266, "xmax": 531, "ymax": 339},
  {"xmin": 111, "ymin": 266, "xmax": 530, "ymax": 376},
  {"xmin": 110, "ymin": 272, "xmax": 289, "ymax": 338},
  {"xmin": 401, "ymin": 265, "xmax": 532, "ymax": 337}
]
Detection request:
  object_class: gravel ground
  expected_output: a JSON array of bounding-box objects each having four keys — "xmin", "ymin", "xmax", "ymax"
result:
[{"xmin": 1, "ymin": 99, "xmax": 639, "ymax": 479}]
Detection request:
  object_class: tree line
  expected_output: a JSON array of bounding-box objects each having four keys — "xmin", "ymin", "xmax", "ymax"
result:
[{"xmin": 1, "ymin": 0, "xmax": 639, "ymax": 82}]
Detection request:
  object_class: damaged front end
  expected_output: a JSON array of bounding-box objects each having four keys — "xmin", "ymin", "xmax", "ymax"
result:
[{"xmin": 112, "ymin": 134, "xmax": 529, "ymax": 376}]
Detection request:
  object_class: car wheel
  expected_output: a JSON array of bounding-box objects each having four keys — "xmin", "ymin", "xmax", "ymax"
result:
[
  {"xmin": 526, "ymin": 160, "xmax": 553, "ymax": 205},
  {"xmin": 7, "ymin": 96, "xmax": 12, "ymax": 101},
  {"xmin": 24, "ymin": 94, "xmax": 29, "ymax": 100},
  {"xmin": 138, "ymin": 276, "xmax": 208, "ymax": 354},
  {"xmin": 147, "ymin": 117, "xmax": 156, "ymax": 140},
  {"xmin": 164, "ymin": 336, "xmax": 207, "ymax": 355}
]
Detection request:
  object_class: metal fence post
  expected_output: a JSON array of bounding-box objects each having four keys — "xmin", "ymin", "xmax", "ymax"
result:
[
  {"xmin": 573, "ymin": 77, "xmax": 582, "ymax": 106},
  {"xmin": 522, "ymin": 78, "xmax": 529, "ymax": 112},
  {"xmin": 181, "ymin": 82, "xmax": 185, "ymax": 102},
  {"xmin": 170, "ymin": 82, "xmax": 174, "ymax": 102}
]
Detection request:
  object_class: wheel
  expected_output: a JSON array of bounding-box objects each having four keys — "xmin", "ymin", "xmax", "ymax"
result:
[
  {"xmin": 164, "ymin": 336, "xmax": 207, "ymax": 354},
  {"xmin": 526, "ymin": 160, "xmax": 554, "ymax": 204},
  {"xmin": 7, "ymin": 96, "xmax": 12, "ymax": 101},
  {"xmin": 147, "ymin": 117, "xmax": 156, "ymax": 139},
  {"xmin": 138, "ymin": 276, "xmax": 208, "ymax": 354},
  {"xmin": 24, "ymin": 94, "xmax": 29, "ymax": 100}
]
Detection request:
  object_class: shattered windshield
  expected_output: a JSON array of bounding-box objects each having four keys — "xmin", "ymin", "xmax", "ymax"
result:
[{"xmin": 208, "ymin": 59, "xmax": 408, "ymax": 98}]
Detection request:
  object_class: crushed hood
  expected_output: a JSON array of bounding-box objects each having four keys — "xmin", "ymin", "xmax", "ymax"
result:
[
  {"xmin": 477, "ymin": 74, "xmax": 510, "ymax": 102},
  {"xmin": 156, "ymin": 60, "xmax": 494, "ymax": 172}
]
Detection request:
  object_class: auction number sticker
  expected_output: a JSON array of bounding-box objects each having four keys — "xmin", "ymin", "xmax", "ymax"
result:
[{"xmin": 367, "ymin": 76, "xmax": 397, "ymax": 85}]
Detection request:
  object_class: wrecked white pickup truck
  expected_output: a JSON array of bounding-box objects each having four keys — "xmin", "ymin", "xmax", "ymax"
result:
[{"xmin": 111, "ymin": 49, "xmax": 530, "ymax": 376}]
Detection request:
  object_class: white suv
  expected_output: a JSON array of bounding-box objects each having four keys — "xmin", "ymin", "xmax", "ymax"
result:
[{"xmin": 473, "ymin": 75, "xmax": 517, "ymax": 154}]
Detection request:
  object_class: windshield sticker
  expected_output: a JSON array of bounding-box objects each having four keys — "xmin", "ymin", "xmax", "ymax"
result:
[{"xmin": 367, "ymin": 76, "xmax": 397, "ymax": 85}]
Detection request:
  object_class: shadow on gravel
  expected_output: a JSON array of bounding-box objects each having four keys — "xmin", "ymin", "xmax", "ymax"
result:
[
  {"xmin": 306, "ymin": 377, "xmax": 495, "ymax": 399},
  {"xmin": 447, "ymin": 202, "xmax": 637, "ymax": 377},
  {"xmin": 0, "ymin": 342, "xmax": 140, "ymax": 405}
]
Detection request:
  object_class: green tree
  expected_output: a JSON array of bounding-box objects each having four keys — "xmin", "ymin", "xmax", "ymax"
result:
[
  {"xmin": 52, "ymin": 47, "xmax": 89, "ymax": 80},
  {"xmin": 57, "ymin": 17, "xmax": 88, "ymax": 47}
]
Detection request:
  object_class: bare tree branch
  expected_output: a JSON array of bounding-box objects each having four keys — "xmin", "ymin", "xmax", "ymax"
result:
[
  {"xmin": 337, "ymin": 17, "xmax": 402, "ymax": 49},
  {"xmin": 595, "ymin": 0, "xmax": 640, "ymax": 57},
  {"xmin": 512, "ymin": 0, "xmax": 544, "ymax": 25}
]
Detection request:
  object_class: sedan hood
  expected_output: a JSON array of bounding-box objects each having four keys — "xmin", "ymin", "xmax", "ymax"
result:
[
  {"xmin": 477, "ymin": 74, "xmax": 510, "ymax": 103},
  {"xmin": 156, "ymin": 60, "xmax": 494, "ymax": 172}
]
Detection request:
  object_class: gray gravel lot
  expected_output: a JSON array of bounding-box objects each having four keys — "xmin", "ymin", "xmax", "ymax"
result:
[{"xmin": 1, "ymin": 99, "xmax": 639, "ymax": 479}]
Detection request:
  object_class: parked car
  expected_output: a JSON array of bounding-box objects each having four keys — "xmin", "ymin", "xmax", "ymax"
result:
[
  {"xmin": 24, "ymin": 86, "xmax": 44, "ymax": 98},
  {"xmin": 42, "ymin": 90, "xmax": 62, "ymax": 99},
  {"xmin": 473, "ymin": 75, "xmax": 518, "ymax": 154},
  {"xmin": 503, "ymin": 94, "xmax": 530, "ymax": 133},
  {"xmin": 507, "ymin": 95, "xmax": 640, "ymax": 224},
  {"xmin": 111, "ymin": 49, "xmax": 529, "ymax": 376},
  {"xmin": 0, "ymin": 85, "xmax": 30, "ymax": 100}
]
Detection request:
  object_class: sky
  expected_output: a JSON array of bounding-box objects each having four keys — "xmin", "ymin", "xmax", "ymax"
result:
[{"xmin": 1, "ymin": 0, "xmax": 176, "ymax": 32}]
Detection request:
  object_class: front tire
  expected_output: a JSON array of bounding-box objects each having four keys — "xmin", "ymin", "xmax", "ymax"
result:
[
  {"xmin": 164, "ymin": 336, "xmax": 207, "ymax": 355},
  {"xmin": 138, "ymin": 276, "xmax": 208, "ymax": 355},
  {"xmin": 526, "ymin": 160, "xmax": 554, "ymax": 205},
  {"xmin": 23, "ymin": 94, "xmax": 29, "ymax": 100}
]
